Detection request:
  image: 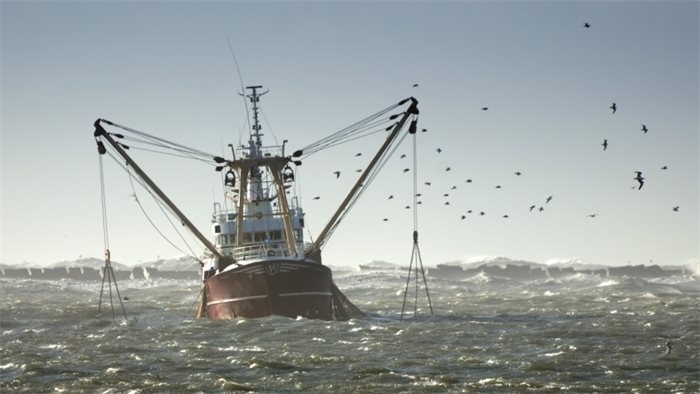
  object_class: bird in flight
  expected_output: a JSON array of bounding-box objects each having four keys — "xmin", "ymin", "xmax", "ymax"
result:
[
  {"xmin": 421, "ymin": 128, "xmax": 428, "ymax": 133},
  {"xmin": 313, "ymin": 196, "xmax": 320, "ymax": 200},
  {"xmin": 383, "ymin": 218, "xmax": 389, "ymax": 222},
  {"xmin": 610, "ymin": 102, "xmax": 617, "ymax": 114},
  {"xmin": 444, "ymin": 201, "xmax": 450, "ymax": 206},
  {"xmin": 495, "ymin": 185, "xmax": 502, "ymax": 189},
  {"xmin": 400, "ymin": 154, "xmax": 406, "ymax": 159},
  {"xmin": 587, "ymin": 214, "xmax": 597, "ymax": 218},
  {"xmin": 355, "ymin": 152, "xmax": 362, "ymax": 157},
  {"xmin": 388, "ymin": 195, "xmax": 394, "ymax": 200},
  {"xmin": 514, "ymin": 171, "xmax": 522, "ymax": 176},
  {"xmin": 412, "ymin": 83, "xmax": 419, "ymax": 88},
  {"xmin": 672, "ymin": 206, "xmax": 679, "ymax": 212},
  {"xmin": 405, "ymin": 205, "xmax": 410, "ymax": 209},
  {"xmin": 529, "ymin": 205, "xmax": 536, "ymax": 212},
  {"xmin": 641, "ymin": 124, "xmax": 648, "ymax": 133},
  {"xmin": 451, "ymin": 185, "xmax": 457, "ymax": 190},
  {"xmin": 481, "ymin": 107, "xmax": 489, "ymax": 111},
  {"xmin": 546, "ymin": 195, "xmax": 553, "ymax": 204},
  {"xmin": 437, "ymin": 148, "xmax": 442, "ymax": 153},
  {"xmin": 634, "ymin": 171, "xmax": 645, "ymax": 190},
  {"xmin": 539, "ymin": 207, "xmax": 545, "ymax": 212},
  {"xmin": 584, "ymin": 22, "xmax": 591, "ymax": 28},
  {"xmin": 465, "ymin": 179, "xmax": 472, "ymax": 183},
  {"xmin": 403, "ymin": 168, "xmax": 410, "ymax": 173},
  {"xmin": 356, "ymin": 169, "xmax": 362, "ymax": 173},
  {"xmin": 424, "ymin": 182, "xmax": 432, "ymax": 186},
  {"xmin": 445, "ymin": 167, "xmax": 451, "ymax": 172},
  {"xmin": 479, "ymin": 211, "xmax": 486, "ymax": 216},
  {"xmin": 333, "ymin": 171, "xmax": 341, "ymax": 178},
  {"xmin": 602, "ymin": 139, "xmax": 608, "ymax": 151},
  {"xmin": 661, "ymin": 165, "xmax": 668, "ymax": 170},
  {"xmin": 502, "ymin": 215, "xmax": 509, "ymax": 219}
]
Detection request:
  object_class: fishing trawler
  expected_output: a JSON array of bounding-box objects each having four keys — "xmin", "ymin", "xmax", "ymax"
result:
[{"xmin": 93, "ymin": 86, "xmax": 419, "ymax": 320}]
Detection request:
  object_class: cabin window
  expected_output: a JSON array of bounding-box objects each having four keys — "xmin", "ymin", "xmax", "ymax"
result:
[
  {"xmin": 227, "ymin": 214, "xmax": 236, "ymax": 221},
  {"xmin": 214, "ymin": 225, "xmax": 221, "ymax": 234},
  {"xmin": 254, "ymin": 232, "xmax": 268, "ymax": 242},
  {"xmin": 270, "ymin": 230, "xmax": 282, "ymax": 240},
  {"xmin": 243, "ymin": 233, "xmax": 252, "ymax": 243}
]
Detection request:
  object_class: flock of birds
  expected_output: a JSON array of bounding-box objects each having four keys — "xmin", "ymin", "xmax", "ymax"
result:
[{"xmin": 310, "ymin": 21, "xmax": 680, "ymax": 223}]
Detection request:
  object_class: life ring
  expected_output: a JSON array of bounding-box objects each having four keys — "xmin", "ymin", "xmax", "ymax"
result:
[{"xmin": 267, "ymin": 250, "xmax": 275, "ymax": 257}]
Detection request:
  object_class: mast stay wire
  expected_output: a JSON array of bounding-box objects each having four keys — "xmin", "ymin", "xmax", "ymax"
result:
[{"xmin": 296, "ymin": 101, "xmax": 404, "ymax": 158}]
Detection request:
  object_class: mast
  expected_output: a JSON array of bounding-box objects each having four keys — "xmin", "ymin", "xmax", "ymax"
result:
[{"xmin": 93, "ymin": 120, "xmax": 228, "ymax": 261}]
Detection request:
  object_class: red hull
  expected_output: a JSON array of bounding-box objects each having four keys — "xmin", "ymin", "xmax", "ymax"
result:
[{"xmin": 205, "ymin": 259, "xmax": 335, "ymax": 320}]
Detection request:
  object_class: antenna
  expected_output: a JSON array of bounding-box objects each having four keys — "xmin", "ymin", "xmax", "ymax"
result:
[{"xmin": 227, "ymin": 38, "xmax": 251, "ymax": 143}]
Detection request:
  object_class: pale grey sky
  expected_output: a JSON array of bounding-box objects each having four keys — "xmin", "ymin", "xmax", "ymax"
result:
[{"xmin": 1, "ymin": 1, "xmax": 697, "ymax": 268}]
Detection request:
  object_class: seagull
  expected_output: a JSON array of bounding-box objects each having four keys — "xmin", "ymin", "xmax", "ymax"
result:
[
  {"xmin": 610, "ymin": 102, "xmax": 617, "ymax": 114},
  {"xmin": 514, "ymin": 171, "xmax": 522, "ymax": 176},
  {"xmin": 584, "ymin": 22, "xmax": 591, "ymax": 28},
  {"xmin": 641, "ymin": 124, "xmax": 648, "ymax": 133},
  {"xmin": 546, "ymin": 195, "xmax": 553, "ymax": 204},
  {"xmin": 479, "ymin": 211, "xmax": 485, "ymax": 216},
  {"xmin": 444, "ymin": 201, "xmax": 450, "ymax": 206},
  {"xmin": 503, "ymin": 215, "xmax": 509, "ymax": 218},
  {"xmin": 461, "ymin": 215, "xmax": 466, "ymax": 220},
  {"xmin": 539, "ymin": 207, "xmax": 545, "ymax": 212},
  {"xmin": 333, "ymin": 171, "xmax": 341, "ymax": 178},
  {"xmin": 388, "ymin": 195, "xmax": 394, "ymax": 200},
  {"xmin": 412, "ymin": 83, "xmax": 419, "ymax": 88},
  {"xmin": 424, "ymin": 182, "xmax": 432, "ymax": 186},
  {"xmin": 445, "ymin": 167, "xmax": 451, "ymax": 172},
  {"xmin": 356, "ymin": 169, "xmax": 362, "ymax": 173},
  {"xmin": 313, "ymin": 196, "xmax": 320, "ymax": 200},
  {"xmin": 481, "ymin": 107, "xmax": 489, "ymax": 111},
  {"xmin": 355, "ymin": 152, "xmax": 362, "ymax": 157},
  {"xmin": 443, "ymin": 193, "xmax": 449, "ymax": 197},
  {"xmin": 661, "ymin": 165, "xmax": 668, "ymax": 170},
  {"xmin": 437, "ymin": 148, "xmax": 442, "ymax": 153},
  {"xmin": 530, "ymin": 205, "xmax": 536, "ymax": 212},
  {"xmin": 634, "ymin": 171, "xmax": 645, "ymax": 190},
  {"xmin": 467, "ymin": 210, "xmax": 473, "ymax": 214},
  {"xmin": 495, "ymin": 185, "xmax": 502, "ymax": 189},
  {"xmin": 602, "ymin": 139, "xmax": 608, "ymax": 151},
  {"xmin": 672, "ymin": 206, "xmax": 679, "ymax": 212},
  {"xmin": 403, "ymin": 168, "xmax": 410, "ymax": 173},
  {"xmin": 405, "ymin": 205, "xmax": 410, "ymax": 209},
  {"xmin": 400, "ymin": 154, "xmax": 406, "ymax": 159},
  {"xmin": 465, "ymin": 179, "xmax": 472, "ymax": 183},
  {"xmin": 382, "ymin": 218, "xmax": 388, "ymax": 222},
  {"xmin": 421, "ymin": 128, "xmax": 427, "ymax": 133},
  {"xmin": 451, "ymin": 185, "xmax": 457, "ymax": 190},
  {"xmin": 587, "ymin": 214, "xmax": 597, "ymax": 218}
]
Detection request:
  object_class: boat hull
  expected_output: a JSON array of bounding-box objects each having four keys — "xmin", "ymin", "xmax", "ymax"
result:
[{"xmin": 205, "ymin": 259, "xmax": 334, "ymax": 320}]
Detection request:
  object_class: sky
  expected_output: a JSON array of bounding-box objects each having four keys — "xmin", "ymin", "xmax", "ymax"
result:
[{"xmin": 1, "ymin": 1, "xmax": 698, "ymax": 269}]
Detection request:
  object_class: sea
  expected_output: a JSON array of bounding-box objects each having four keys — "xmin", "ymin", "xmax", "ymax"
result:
[{"xmin": 1, "ymin": 266, "xmax": 698, "ymax": 393}]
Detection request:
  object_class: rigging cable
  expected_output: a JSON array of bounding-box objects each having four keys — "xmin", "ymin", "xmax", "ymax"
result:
[
  {"xmin": 400, "ymin": 114, "xmax": 433, "ymax": 320},
  {"xmin": 102, "ymin": 149, "xmax": 203, "ymax": 264},
  {"xmin": 96, "ymin": 152, "xmax": 128, "ymax": 320}
]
